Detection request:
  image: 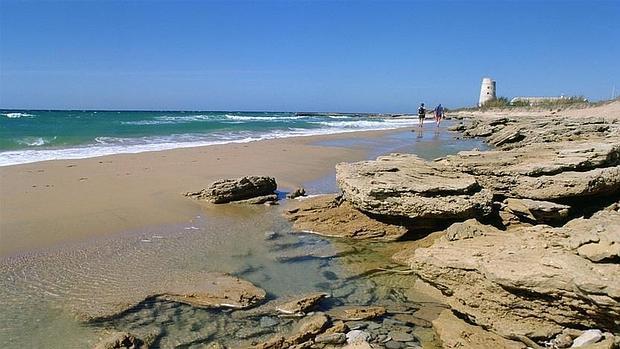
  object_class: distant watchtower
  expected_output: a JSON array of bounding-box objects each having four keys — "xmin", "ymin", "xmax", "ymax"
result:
[{"xmin": 478, "ymin": 77, "xmax": 497, "ymax": 107}]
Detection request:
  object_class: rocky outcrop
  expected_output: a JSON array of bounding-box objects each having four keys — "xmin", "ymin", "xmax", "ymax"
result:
[
  {"xmin": 439, "ymin": 140, "xmax": 620, "ymax": 202},
  {"xmin": 400, "ymin": 206, "xmax": 620, "ymax": 339},
  {"xmin": 336, "ymin": 154, "xmax": 494, "ymax": 224},
  {"xmin": 332, "ymin": 139, "xmax": 620, "ymax": 231},
  {"xmin": 458, "ymin": 115, "xmax": 620, "ymax": 150},
  {"xmin": 185, "ymin": 176, "xmax": 277, "ymax": 204},
  {"xmin": 284, "ymin": 194, "xmax": 408, "ymax": 241}
]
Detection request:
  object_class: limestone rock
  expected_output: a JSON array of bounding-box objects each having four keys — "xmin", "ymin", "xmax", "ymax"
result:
[
  {"xmin": 314, "ymin": 332, "xmax": 346, "ymax": 344},
  {"xmin": 287, "ymin": 187, "xmax": 306, "ymax": 199},
  {"xmin": 504, "ymin": 198, "xmax": 570, "ymax": 223},
  {"xmin": 160, "ymin": 273, "xmax": 267, "ymax": 309},
  {"xmin": 444, "ymin": 219, "xmax": 499, "ymax": 241},
  {"xmin": 336, "ymin": 153, "xmax": 493, "ymax": 223},
  {"xmin": 460, "ymin": 115, "xmax": 618, "ymax": 150},
  {"xmin": 185, "ymin": 176, "xmax": 277, "ymax": 204},
  {"xmin": 234, "ymin": 194, "xmax": 278, "ymax": 205},
  {"xmin": 440, "ymin": 140, "xmax": 620, "ymax": 201},
  {"xmin": 504, "ymin": 198, "xmax": 570, "ymax": 224},
  {"xmin": 286, "ymin": 313, "xmax": 330, "ymax": 345},
  {"xmin": 78, "ymin": 272, "xmax": 266, "ymax": 322},
  {"xmin": 252, "ymin": 335, "xmax": 285, "ymax": 349},
  {"xmin": 284, "ymin": 194, "xmax": 407, "ymax": 241},
  {"xmin": 563, "ymin": 207, "xmax": 620, "ymax": 263},
  {"xmin": 328, "ymin": 305, "xmax": 386, "ymax": 321},
  {"xmin": 275, "ymin": 292, "xmax": 328, "ymax": 315},
  {"xmin": 403, "ymin": 210, "xmax": 620, "ymax": 338},
  {"xmin": 431, "ymin": 310, "xmax": 526, "ymax": 349}
]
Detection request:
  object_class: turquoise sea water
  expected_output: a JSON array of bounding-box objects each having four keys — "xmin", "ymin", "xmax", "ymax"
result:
[{"xmin": 0, "ymin": 110, "xmax": 419, "ymax": 166}]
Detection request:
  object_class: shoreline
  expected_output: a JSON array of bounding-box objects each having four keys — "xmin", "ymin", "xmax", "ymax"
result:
[
  {"xmin": 0, "ymin": 125, "xmax": 446, "ymax": 258},
  {"xmin": 0, "ymin": 112, "xmax": 422, "ymax": 167}
]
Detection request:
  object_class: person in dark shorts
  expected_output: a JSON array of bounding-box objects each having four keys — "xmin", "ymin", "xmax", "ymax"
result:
[
  {"xmin": 417, "ymin": 103, "xmax": 426, "ymax": 128},
  {"xmin": 434, "ymin": 103, "xmax": 444, "ymax": 127}
]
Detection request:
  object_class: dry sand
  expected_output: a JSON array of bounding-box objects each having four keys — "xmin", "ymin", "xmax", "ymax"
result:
[{"xmin": 0, "ymin": 128, "xmax": 411, "ymax": 257}]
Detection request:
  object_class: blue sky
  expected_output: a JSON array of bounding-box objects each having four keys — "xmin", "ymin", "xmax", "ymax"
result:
[{"xmin": 0, "ymin": 0, "xmax": 618, "ymax": 112}]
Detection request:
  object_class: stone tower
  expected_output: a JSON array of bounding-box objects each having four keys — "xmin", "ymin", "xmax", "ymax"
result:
[{"xmin": 478, "ymin": 77, "xmax": 496, "ymax": 107}]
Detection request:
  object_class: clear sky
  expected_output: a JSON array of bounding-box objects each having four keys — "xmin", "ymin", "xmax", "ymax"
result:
[{"xmin": 0, "ymin": 0, "xmax": 618, "ymax": 112}]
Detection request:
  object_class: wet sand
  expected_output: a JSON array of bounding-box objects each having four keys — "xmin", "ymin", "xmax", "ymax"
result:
[{"xmin": 0, "ymin": 127, "xmax": 449, "ymax": 257}]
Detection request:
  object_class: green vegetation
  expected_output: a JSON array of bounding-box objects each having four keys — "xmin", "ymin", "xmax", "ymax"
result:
[
  {"xmin": 534, "ymin": 96, "xmax": 589, "ymax": 107},
  {"xmin": 480, "ymin": 97, "xmax": 510, "ymax": 109}
]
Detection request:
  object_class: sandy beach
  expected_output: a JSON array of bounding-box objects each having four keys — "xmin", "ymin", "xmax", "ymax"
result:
[{"xmin": 0, "ymin": 126, "xmax": 436, "ymax": 257}]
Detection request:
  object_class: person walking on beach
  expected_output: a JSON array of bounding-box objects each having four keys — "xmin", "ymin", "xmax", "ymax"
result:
[
  {"xmin": 434, "ymin": 104, "xmax": 444, "ymax": 127},
  {"xmin": 417, "ymin": 103, "xmax": 426, "ymax": 128}
]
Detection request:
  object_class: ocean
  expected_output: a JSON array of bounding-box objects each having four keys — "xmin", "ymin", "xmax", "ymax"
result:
[{"xmin": 0, "ymin": 110, "xmax": 419, "ymax": 166}]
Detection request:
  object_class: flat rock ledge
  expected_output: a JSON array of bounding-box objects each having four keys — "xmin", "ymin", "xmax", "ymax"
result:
[
  {"xmin": 284, "ymin": 194, "xmax": 408, "ymax": 241},
  {"xmin": 185, "ymin": 176, "xmax": 277, "ymax": 204},
  {"xmin": 336, "ymin": 153, "xmax": 494, "ymax": 224},
  {"xmin": 397, "ymin": 208, "xmax": 620, "ymax": 339},
  {"xmin": 75, "ymin": 272, "xmax": 266, "ymax": 322}
]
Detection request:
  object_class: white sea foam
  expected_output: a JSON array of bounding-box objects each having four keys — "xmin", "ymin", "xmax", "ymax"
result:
[
  {"xmin": 311, "ymin": 118, "xmax": 417, "ymax": 129},
  {"xmin": 0, "ymin": 117, "xmax": 420, "ymax": 166},
  {"xmin": 224, "ymin": 114, "xmax": 306, "ymax": 121},
  {"xmin": 120, "ymin": 120, "xmax": 176, "ymax": 126},
  {"xmin": 2, "ymin": 112, "xmax": 34, "ymax": 118},
  {"xmin": 16, "ymin": 137, "xmax": 55, "ymax": 147}
]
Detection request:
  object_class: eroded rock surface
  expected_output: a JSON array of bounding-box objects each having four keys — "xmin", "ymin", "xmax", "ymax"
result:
[
  {"xmin": 284, "ymin": 194, "xmax": 407, "ymax": 241},
  {"xmin": 439, "ymin": 140, "xmax": 620, "ymax": 201},
  {"xmin": 185, "ymin": 176, "xmax": 277, "ymax": 204},
  {"xmin": 402, "ymin": 207, "xmax": 620, "ymax": 339},
  {"xmin": 503, "ymin": 198, "xmax": 570, "ymax": 224},
  {"xmin": 336, "ymin": 154, "xmax": 494, "ymax": 223},
  {"xmin": 275, "ymin": 292, "xmax": 329, "ymax": 315},
  {"xmin": 432, "ymin": 310, "xmax": 526, "ymax": 349}
]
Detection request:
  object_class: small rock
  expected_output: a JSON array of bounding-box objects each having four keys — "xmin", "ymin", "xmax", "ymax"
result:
[
  {"xmin": 346, "ymin": 330, "xmax": 370, "ymax": 344},
  {"xmin": 275, "ymin": 292, "xmax": 329, "ymax": 315},
  {"xmin": 329, "ymin": 306, "xmax": 386, "ymax": 321},
  {"xmin": 385, "ymin": 340, "xmax": 405, "ymax": 349},
  {"xmin": 287, "ymin": 313, "xmax": 330, "ymax": 344},
  {"xmin": 571, "ymin": 329, "xmax": 603, "ymax": 347},
  {"xmin": 315, "ymin": 332, "xmax": 346, "ymax": 344},
  {"xmin": 324, "ymin": 320, "xmax": 349, "ymax": 334},
  {"xmin": 185, "ymin": 176, "xmax": 277, "ymax": 204},
  {"xmin": 287, "ymin": 187, "xmax": 306, "ymax": 199},
  {"xmin": 388, "ymin": 331, "xmax": 415, "ymax": 342}
]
